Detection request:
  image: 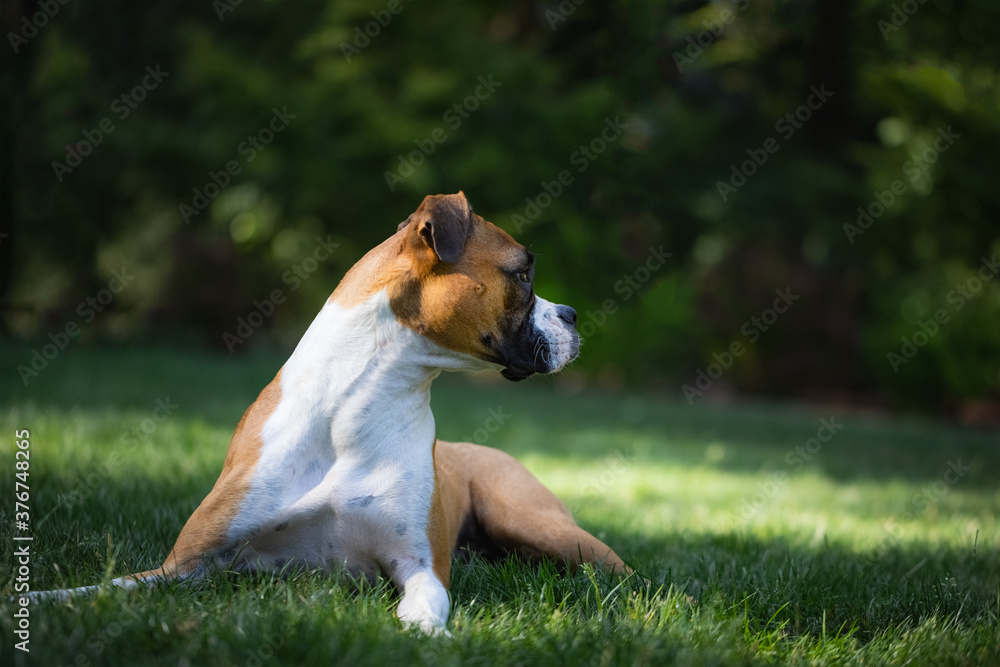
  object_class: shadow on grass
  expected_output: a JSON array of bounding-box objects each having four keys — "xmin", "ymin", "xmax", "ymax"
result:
[{"xmin": 5, "ymin": 478, "xmax": 1000, "ymax": 658}]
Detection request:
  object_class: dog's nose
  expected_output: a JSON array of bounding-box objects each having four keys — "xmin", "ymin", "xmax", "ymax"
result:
[{"xmin": 556, "ymin": 305, "xmax": 577, "ymax": 327}]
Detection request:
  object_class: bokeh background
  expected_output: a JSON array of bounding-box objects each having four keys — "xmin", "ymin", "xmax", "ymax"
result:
[{"xmin": 2, "ymin": 0, "xmax": 998, "ymax": 418}]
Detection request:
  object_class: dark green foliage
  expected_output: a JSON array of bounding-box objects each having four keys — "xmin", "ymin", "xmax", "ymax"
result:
[{"xmin": 1, "ymin": 0, "xmax": 997, "ymax": 410}]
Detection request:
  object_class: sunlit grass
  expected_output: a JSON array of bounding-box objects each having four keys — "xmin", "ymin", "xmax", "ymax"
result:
[{"xmin": 1, "ymin": 343, "xmax": 997, "ymax": 665}]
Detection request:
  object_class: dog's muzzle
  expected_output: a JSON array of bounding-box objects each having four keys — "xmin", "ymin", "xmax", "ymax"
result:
[{"xmin": 500, "ymin": 300, "xmax": 579, "ymax": 381}]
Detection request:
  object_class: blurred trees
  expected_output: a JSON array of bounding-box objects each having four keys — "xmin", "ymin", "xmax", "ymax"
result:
[{"xmin": 2, "ymin": 0, "xmax": 997, "ymax": 412}]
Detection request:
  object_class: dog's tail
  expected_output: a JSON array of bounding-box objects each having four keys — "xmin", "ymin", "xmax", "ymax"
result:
[{"xmin": 20, "ymin": 564, "xmax": 185, "ymax": 604}]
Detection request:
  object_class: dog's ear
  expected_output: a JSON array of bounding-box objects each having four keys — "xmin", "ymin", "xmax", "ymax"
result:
[{"xmin": 406, "ymin": 192, "xmax": 472, "ymax": 264}]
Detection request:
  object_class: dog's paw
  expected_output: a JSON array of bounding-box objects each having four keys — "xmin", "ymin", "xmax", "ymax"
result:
[
  {"xmin": 401, "ymin": 617, "xmax": 452, "ymax": 637},
  {"xmin": 396, "ymin": 571, "xmax": 451, "ymax": 636}
]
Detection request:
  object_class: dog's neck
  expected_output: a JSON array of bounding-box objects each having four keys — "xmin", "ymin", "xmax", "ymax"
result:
[
  {"xmin": 278, "ymin": 290, "xmax": 455, "ymax": 462},
  {"xmin": 229, "ymin": 290, "xmax": 449, "ymax": 539}
]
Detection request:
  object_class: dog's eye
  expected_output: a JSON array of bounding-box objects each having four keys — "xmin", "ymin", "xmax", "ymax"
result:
[{"xmin": 518, "ymin": 271, "xmax": 529, "ymax": 284}]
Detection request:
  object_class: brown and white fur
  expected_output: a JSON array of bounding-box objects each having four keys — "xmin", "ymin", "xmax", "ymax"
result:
[{"xmin": 31, "ymin": 192, "xmax": 626, "ymax": 633}]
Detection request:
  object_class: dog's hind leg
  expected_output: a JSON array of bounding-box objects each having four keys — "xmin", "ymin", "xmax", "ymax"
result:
[{"xmin": 439, "ymin": 441, "xmax": 629, "ymax": 573}]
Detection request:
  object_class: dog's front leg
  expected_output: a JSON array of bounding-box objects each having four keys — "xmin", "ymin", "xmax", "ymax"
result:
[{"xmin": 395, "ymin": 568, "xmax": 451, "ymax": 635}]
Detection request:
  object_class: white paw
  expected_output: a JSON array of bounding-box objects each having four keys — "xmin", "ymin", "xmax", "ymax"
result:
[
  {"xmin": 399, "ymin": 615, "xmax": 452, "ymax": 637},
  {"xmin": 397, "ymin": 571, "xmax": 451, "ymax": 636}
]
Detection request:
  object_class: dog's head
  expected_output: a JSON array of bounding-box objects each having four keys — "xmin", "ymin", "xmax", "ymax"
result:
[{"xmin": 389, "ymin": 192, "xmax": 579, "ymax": 381}]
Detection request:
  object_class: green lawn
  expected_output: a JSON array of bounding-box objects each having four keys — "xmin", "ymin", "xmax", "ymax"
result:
[{"xmin": 1, "ymin": 343, "xmax": 998, "ymax": 666}]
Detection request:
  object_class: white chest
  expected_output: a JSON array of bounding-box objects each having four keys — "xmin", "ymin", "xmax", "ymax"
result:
[{"xmin": 219, "ymin": 294, "xmax": 444, "ymax": 580}]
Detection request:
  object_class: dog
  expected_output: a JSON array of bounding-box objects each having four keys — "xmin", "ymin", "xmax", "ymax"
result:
[{"xmin": 30, "ymin": 192, "xmax": 627, "ymax": 633}]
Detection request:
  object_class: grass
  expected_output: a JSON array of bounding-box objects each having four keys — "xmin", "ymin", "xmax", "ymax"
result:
[{"xmin": 1, "ymin": 342, "xmax": 998, "ymax": 666}]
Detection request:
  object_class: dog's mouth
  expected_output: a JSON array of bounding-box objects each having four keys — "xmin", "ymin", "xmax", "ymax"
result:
[
  {"xmin": 480, "ymin": 349, "xmax": 536, "ymax": 382},
  {"xmin": 497, "ymin": 335, "xmax": 578, "ymax": 382},
  {"xmin": 500, "ymin": 364, "xmax": 535, "ymax": 382},
  {"xmin": 491, "ymin": 338, "xmax": 544, "ymax": 382}
]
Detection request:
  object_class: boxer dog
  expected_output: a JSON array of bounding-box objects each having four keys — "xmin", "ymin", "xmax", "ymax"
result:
[{"xmin": 31, "ymin": 192, "xmax": 627, "ymax": 633}]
